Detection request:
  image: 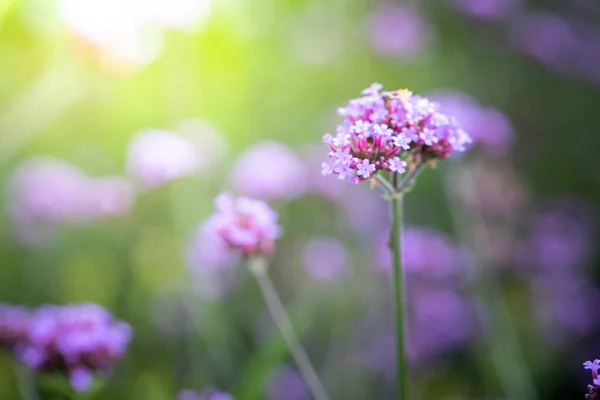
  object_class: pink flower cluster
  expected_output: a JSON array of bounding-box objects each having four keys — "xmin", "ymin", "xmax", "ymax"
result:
[
  {"xmin": 322, "ymin": 83, "xmax": 471, "ymax": 184},
  {"xmin": 201, "ymin": 193, "xmax": 282, "ymax": 259},
  {"xmin": 16, "ymin": 303, "xmax": 132, "ymax": 392}
]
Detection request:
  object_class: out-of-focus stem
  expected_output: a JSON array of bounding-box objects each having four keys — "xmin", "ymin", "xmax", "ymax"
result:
[
  {"xmin": 446, "ymin": 165, "xmax": 538, "ymax": 400},
  {"xmin": 249, "ymin": 259, "xmax": 329, "ymax": 400},
  {"xmin": 397, "ymin": 163, "xmax": 425, "ymax": 193},
  {"xmin": 14, "ymin": 362, "xmax": 39, "ymax": 400},
  {"xmin": 390, "ymin": 173, "xmax": 408, "ymax": 400}
]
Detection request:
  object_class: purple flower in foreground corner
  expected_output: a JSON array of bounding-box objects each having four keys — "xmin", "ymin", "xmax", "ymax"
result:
[
  {"xmin": 301, "ymin": 237, "xmax": 347, "ymax": 284},
  {"xmin": 200, "ymin": 193, "xmax": 282, "ymax": 259},
  {"xmin": 17, "ymin": 303, "xmax": 132, "ymax": 392},
  {"xmin": 322, "ymin": 84, "xmax": 471, "ymax": 184},
  {"xmin": 584, "ymin": 360, "xmax": 600, "ymax": 399},
  {"xmin": 178, "ymin": 388, "xmax": 234, "ymax": 400}
]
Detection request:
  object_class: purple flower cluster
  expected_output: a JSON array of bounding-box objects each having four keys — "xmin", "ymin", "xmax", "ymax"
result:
[
  {"xmin": 584, "ymin": 360, "xmax": 600, "ymax": 399},
  {"xmin": 322, "ymin": 84, "xmax": 471, "ymax": 184},
  {"xmin": 178, "ymin": 388, "xmax": 233, "ymax": 400},
  {"xmin": 11, "ymin": 303, "xmax": 132, "ymax": 392},
  {"xmin": 7, "ymin": 158, "xmax": 134, "ymax": 246}
]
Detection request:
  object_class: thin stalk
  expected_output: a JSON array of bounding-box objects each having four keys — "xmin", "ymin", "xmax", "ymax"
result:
[
  {"xmin": 397, "ymin": 164, "xmax": 425, "ymax": 193},
  {"xmin": 249, "ymin": 259, "xmax": 329, "ymax": 400},
  {"xmin": 14, "ymin": 362, "xmax": 39, "ymax": 400},
  {"xmin": 390, "ymin": 172, "xmax": 408, "ymax": 400}
]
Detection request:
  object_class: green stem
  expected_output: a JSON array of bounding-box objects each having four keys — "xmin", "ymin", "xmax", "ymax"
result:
[
  {"xmin": 249, "ymin": 259, "xmax": 329, "ymax": 400},
  {"xmin": 14, "ymin": 362, "xmax": 39, "ymax": 400},
  {"xmin": 390, "ymin": 174, "xmax": 408, "ymax": 400}
]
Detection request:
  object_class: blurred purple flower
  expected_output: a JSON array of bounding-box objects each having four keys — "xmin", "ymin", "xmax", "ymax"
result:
[
  {"xmin": 519, "ymin": 198, "xmax": 595, "ymax": 271},
  {"xmin": 230, "ymin": 142, "xmax": 308, "ymax": 201},
  {"xmin": 511, "ymin": 13, "xmax": 600, "ymax": 85},
  {"xmin": 0, "ymin": 304, "xmax": 30, "ymax": 352},
  {"xmin": 17, "ymin": 303, "xmax": 132, "ymax": 392},
  {"xmin": 364, "ymin": 286, "xmax": 474, "ymax": 374},
  {"xmin": 408, "ymin": 287, "xmax": 474, "ymax": 360},
  {"xmin": 126, "ymin": 129, "xmax": 200, "ymax": 189},
  {"xmin": 301, "ymin": 237, "xmax": 347, "ymax": 284},
  {"xmin": 430, "ymin": 91, "xmax": 514, "ymax": 156},
  {"xmin": 510, "ymin": 13, "xmax": 578, "ymax": 73},
  {"xmin": 450, "ymin": 0, "xmax": 521, "ymax": 20},
  {"xmin": 531, "ymin": 274, "xmax": 600, "ymax": 339},
  {"xmin": 268, "ymin": 366, "xmax": 309, "ymax": 400},
  {"xmin": 367, "ymin": 5, "xmax": 433, "ymax": 59},
  {"xmin": 178, "ymin": 388, "xmax": 234, "ymax": 400},
  {"xmin": 6, "ymin": 157, "xmax": 134, "ymax": 246},
  {"xmin": 377, "ymin": 227, "xmax": 470, "ymax": 280},
  {"xmin": 85, "ymin": 176, "xmax": 135, "ymax": 217},
  {"xmin": 339, "ymin": 186, "xmax": 388, "ymax": 238}
]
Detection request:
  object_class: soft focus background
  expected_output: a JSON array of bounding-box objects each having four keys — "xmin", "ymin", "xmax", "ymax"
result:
[{"xmin": 1, "ymin": 0, "xmax": 599, "ymax": 398}]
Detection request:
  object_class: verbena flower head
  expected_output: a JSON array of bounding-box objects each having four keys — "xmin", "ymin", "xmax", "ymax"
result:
[
  {"xmin": 202, "ymin": 193, "xmax": 282, "ymax": 259},
  {"xmin": 584, "ymin": 360, "xmax": 600, "ymax": 399},
  {"xmin": 0, "ymin": 304, "xmax": 30, "ymax": 352},
  {"xmin": 18, "ymin": 303, "xmax": 132, "ymax": 392},
  {"xmin": 322, "ymin": 83, "xmax": 471, "ymax": 184}
]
